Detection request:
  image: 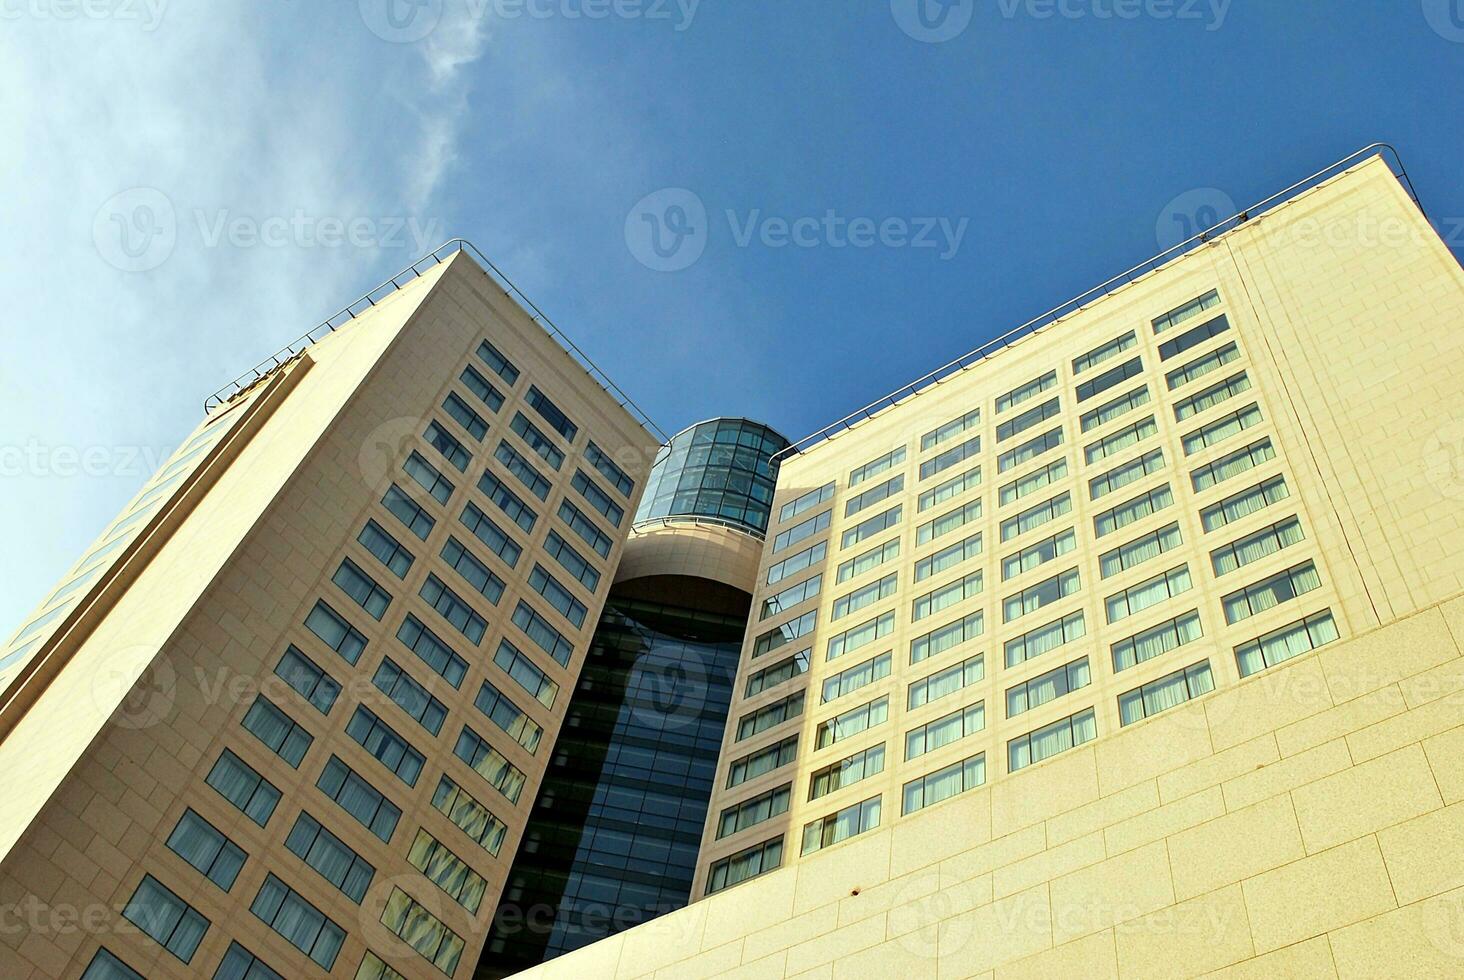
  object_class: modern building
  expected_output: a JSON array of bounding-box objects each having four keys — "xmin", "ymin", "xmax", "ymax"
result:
[{"xmin": 2, "ymin": 147, "xmax": 1464, "ymax": 980}]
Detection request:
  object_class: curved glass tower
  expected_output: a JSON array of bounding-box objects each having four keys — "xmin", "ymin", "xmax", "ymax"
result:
[{"xmin": 476, "ymin": 419, "xmax": 788, "ymax": 977}]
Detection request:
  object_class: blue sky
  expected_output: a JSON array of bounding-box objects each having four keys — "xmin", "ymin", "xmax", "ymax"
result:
[{"xmin": 2, "ymin": 1, "xmax": 1462, "ymax": 634}]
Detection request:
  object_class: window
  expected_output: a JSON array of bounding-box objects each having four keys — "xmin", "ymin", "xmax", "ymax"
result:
[
  {"xmin": 843, "ymin": 504, "xmax": 902, "ymax": 550},
  {"xmin": 1236, "ymin": 610, "xmax": 1339, "ymax": 677},
  {"xmin": 513, "ymin": 601, "xmax": 575, "ymax": 666},
  {"xmin": 717, "ymin": 784, "xmax": 792, "ymax": 839},
  {"xmin": 543, "ymin": 530, "xmax": 600, "ymax": 592},
  {"xmin": 347, "ymin": 706, "xmax": 425, "ymax": 786},
  {"xmin": 1152, "ymin": 289, "xmax": 1221, "ymax": 334},
  {"xmin": 1094, "ymin": 484, "xmax": 1173, "ymax": 537},
  {"xmin": 241, "ymin": 696, "xmax": 313, "ymax": 768},
  {"xmin": 585, "ymin": 441, "xmax": 634, "ymax": 496},
  {"xmin": 511, "ymin": 412, "xmax": 565, "ymax": 470},
  {"xmin": 380, "ymin": 887, "xmax": 465, "ymax": 976},
  {"xmin": 358, "ymin": 520, "xmax": 414, "ymax": 578},
  {"xmin": 123, "ymin": 875, "xmax": 209, "ymax": 963},
  {"xmin": 495, "ymin": 441, "xmax": 551, "ymax": 501},
  {"xmin": 1201, "ymin": 475, "xmax": 1290, "ymax": 532},
  {"xmin": 525, "ymin": 384, "xmax": 578, "ymax": 442},
  {"xmin": 1073, "ymin": 331, "xmax": 1137, "ymax": 375},
  {"xmin": 250, "ymin": 875, "xmax": 345, "ymax": 971},
  {"xmin": 908, "ymin": 653, "xmax": 984, "ymax": 710},
  {"xmin": 745, "ymin": 650, "xmax": 811, "ymax": 698},
  {"xmin": 1100, "ymin": 521, "xmax": 1183, "ymax": 578},
  {"xmin": 475, "ymin": 680, "xmax": 542, "ymax": 752},
  {"xmin": 917, "ymin": 499, "xmax": 979, "ymax": 545},
  {"xmin": 846, "ymin": 474, "xmax": 904, "ymax": 517},
  {"xmin": 1004, "ymin": 610, "xmax": 1086, "ymax": 668},
  {"xmin": 572, "ymin": 469, "xmax": 624, "ymax": 526},
  {"xmin": 833, "ymin": 573, "xmax": 897, "ymax": 621},
  {"xmin": 357, "ymin": 952, "xmax": 408, "ymax": 980},
  {"xmin": 1080, "ymin": 385, "xmax": 1151, "ymax": 433},
  {"xmin": 1075, "ymin": 356, "xmax": 1142, "ymax": 403},
  {"xmin": 999, "ymin": 457, "xmax": 1068, "ymax": 507},
  {"xmin": 317, "ymin": 756, "xmax": 400, "ymax": 842},
  {"xmin": 1001, "ymin": 491, "xmax": 1072, "ymax": 542},
  {"xmin": 477, "ymin": 470, "xmax": 537, "ymax": 534},
  {"xmin": 850, "ymin": 446, "xmax": 907, "ymax": 487},
  {"xmin": 773, "ymin": 509, "xmax": 831, "ymax": 554},
  {"xmin": 706, "ymin": 837, "xmax": 783, "ymax": 895},
  {"xmin": 736, "ymin": 691, "xmax": 805, "ymax": 741},
  {"xmin": 1119, "ymin": 660, "xmax": 1215, "ymax": 725},
  {"xmin": 558, "ymin": 500, "xmax": 613, "ymax": 559},
  {"xmin": 1007, "ymin": 657, "xmax": 1090, "ymax": 718},
  {"xmin": 1105, "ymin": 565, "xmax": 1193, "ymax": 623},
  {"xmin": 809, "ymin": 744, "xmax": 885, "ymax": 801},
  {"xmin": 1223, "ymin": 561, "xmax": 1323, "ymax": 624},
  {"xmin": 727, "ymin": 735, "xmax": 800, "ymax": 789},
  {"xmin": 996, "ymin": 396, "xmax": 1060, "ymax": 443},
  {"xmin": 761, "ymin": 573, "xmax": 823, "ymax": 620},
  {"xmin": 408, "ymin": 830, "xmax": 489, "ymax": 913},
  {"xmin": 477, "ymin": 338, "xmax": 520, "ymax": 385},
  {"xmin": 1159, "ymin": 314, "xmax": 1231, "ymax": 361},
  {"xmin": 814, "ymin": 696, "xmax": 887, "ymax": 749},
  {"xmin": 404, "ymin": 452, "xmax": 454, "ymax": 505},
  {"xmin": 206, "ymin": 749, "xmax": 281, "ymax": 827},
  {"xmin": 922, "ymin": 408, "xmax": 981, "ymax": 451},
  {"xmin": 1001, "ymin": 528, "xmax": 1076, "ymax": 580},
  {"xmin": 397, "ymin": 614, "xmax": 468, "ymax": 688},
  {"xmin": 285, "ymin": 812, "xmax": 375, "ymax": 903},
  {"xmin": 372, "ymin": 658, "xmax": 449, "ymax": 735},
  {"xmin": 1084, "ymin": 415, "xmax": 1158, "ymax": 465},
  {"xmin": 910, "ymin": 610, "xmax": 984, "ymax": 666},
  {"xmin": 905, "ymin": 700, "xmax": 984, "ymax": 759},
  {"xmin": 80, "ymin": 949, "xmax": 144, "ymax": 980},
  {"xmin": 822, "ymin": 651, "xmax": 892, "ymax": 703},
  {"xmin": 1111, "ymin": 610, "xmax": 1203, "ymax": 672},
  {"xmin": 1183, "ymin": 403, "xmax": 1262, "ymax": 455},
  {"xmin": 333, "ymin": 558, "xmax": 390, "ymax": 620},
  {"xmin": 454, "ymin": 727, "xmax": 528, "ymax": 803},
  {"xmin": 768, "ymin": 540, "xmax": 828, "ymax": 586},
  {"xmin": 801, "ymin": 795, "xmax": 881, "ymax": 854},
  {"xmin": 1167, "ymin": 341, "xmax": 1240, "ymax": 391},
  {"xmin": 1086, "ymin": 448, "xmax": 1163, "ymax": 501},
  {"xmin": 1008, "ymin": 707, "xmax": 1097, "ymax": 772},
  {"xmin": 754, "ymin": 611, "xmax": 817, "ymax": 660},
  {"xmin": 421, "ymin": 573, "xmax": 488, "ymax": 643},
  {"xmin": 1191, "ymin": 438, "xmax": 1275, "ymax": 493},
  {"xmin": 495, "ymin": 639, "xmax": 559, "ymax": 708},
  {"xmin": 915, "ymin": 531, "xmax": 982, "ymax": 582},
  {"xmin": 439, "ymin": 537, "xmax": 506, "ymax": 606},
  {"xmin": 528, "ymin": 564, "xmax": 588, "ymax": 628},
  {"xmin": 432, "ymin": 774, "xmax": 509, "ymax": 855},
  {"xmin": 1212, "ymin": 516, "xmax": 1305, "ymax": 576},
  {"xmin": 442, "ymin": 392, "xmax": 488, "ymax": 441},
  {"xmin": 921, "ymin": 436, "xmax": 981, "ymax": 480},
  {"xmin": 920, "ymin": 464, "xmax": 982, "ymax": 512},
  {"xmin": 304, "ymin": 600, "xmax": 367, "ymax": 665},
  {"xmin": 837, "ymin": 538, "xmax": 900, "ymax": 584},
  {"xmin": 903, "ymin": 752, "xmax": 986, "ymax": 814},
  {"xmin": 423, "ymin": 421, "xmax": 470, "ymax": 472},
  {"xmin": 459, "ymin": 363, "xmax": 505, "ymax": 412},
  {"xmin": 1174, "ymin": 371, "xmax": 1251, "ymax": 422},
  {"xmin": 997, "ymin": 370, "xmax": 1058, "ymax": 413},
  {"xmin": 275, "ymin": 646, "xmax": 340, "ymax": 715},
  {"xmin": 826, "ymin": 610, "xmax": 894, "ymax": 662},
  {"xmin": 998, "ymin": 426, "xmax": 1063, "ymax": 473},
  {"xmin": 166, "ymin": 810, "xmax": 246, "ymax": 891},
  {"xmin": 780, "ymin": 483, "xmax": 835, "ymax": 523},
  {"xmin": 215, "ymin": 943, "xmax": 285, "ymax": 980},
  {"xmin": 461, "ymin": 502, "xmax": 523, "ymax": 567},
  {"xmin": 383, "ymin": 484, "xmax": 436, "ymax": 541},
  {"xmin": 912, "ymin": 570, "xmax": 983, "ymax": 622},
  {"xmin": 1003, "ymin": 568, "xmax": 1080, "ymax": 623}
]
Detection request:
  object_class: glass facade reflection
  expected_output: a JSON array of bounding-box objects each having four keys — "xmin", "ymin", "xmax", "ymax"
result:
[
  {"xmin": 634, "ymin": 418, "xmax": 790, "ymax": 535},
  {"xmin": 476, "ymin": 596, "xmax": 746, "ymax": 977}
]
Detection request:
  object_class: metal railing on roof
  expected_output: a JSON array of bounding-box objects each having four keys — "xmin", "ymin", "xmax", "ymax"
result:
[
  {"xmin": 773, "ymin": 142, "xmax": 1424, "ymax": 460},
  {"xmin": 630, "ymin": 515, "xmax": 767, "ymax": 541},
  {"xmin": 202, "ymin": 239, "xmax": 667, "ymax": 442}
]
